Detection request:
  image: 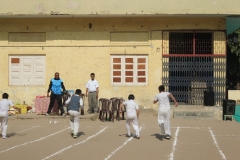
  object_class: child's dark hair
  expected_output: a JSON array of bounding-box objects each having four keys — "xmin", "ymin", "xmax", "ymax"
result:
[
  {"xmin": 128, "ymin": 94, "xmax": 135, "ymax": 100},
  {"xmin": 90, "ymin": 73, "xmax": 95, "ymax": 76},
  {"xmin": 75, "ymin": 89, "xmax": 82, "ymax": 95},
  {"xmin": 158, "ymin": 85, "xmax": 165, "ymax": 92},
  {"xmin": 2, "ymin": 93, "xmax": 9, "ymax": 99}
]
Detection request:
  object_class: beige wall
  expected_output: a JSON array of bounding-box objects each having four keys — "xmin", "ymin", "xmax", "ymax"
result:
[
  {"xmin": 0, "ymin": 0, "xmax": 239, "ymax": 16},
  {"xmin": 0, "ymin": 17, "xmax": 226, "ymax": 109},
  {"xmin": 228, "ymin": 90, "xmax": 240, "ymax": 102}
]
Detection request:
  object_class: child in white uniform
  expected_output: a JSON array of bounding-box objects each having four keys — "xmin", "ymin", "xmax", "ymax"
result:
[
  {"xmin": 153, "ymin": 85, "xmax": 178, "ymax": 139},
  {"xmin": 120, "ymin": 94, "xmax": 140, "ymax": 139},
  {"xmin": 0, "ymin": 93, "xmax": 14, "ymax": 139}
]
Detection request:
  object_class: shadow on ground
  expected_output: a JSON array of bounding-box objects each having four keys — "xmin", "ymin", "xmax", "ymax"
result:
[{"xmin": 151, "ymin": 133, "xmax": 166, "ymax": 141}]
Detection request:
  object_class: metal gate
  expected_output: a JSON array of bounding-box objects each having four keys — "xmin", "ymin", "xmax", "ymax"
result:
[{"xmin": 162, "ymin": 31, "xmax": 226, "ymax": 105}]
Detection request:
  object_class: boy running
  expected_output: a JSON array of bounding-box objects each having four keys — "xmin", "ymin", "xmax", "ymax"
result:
[
  {"xmin": 119, "ymin": 94, "xmax": 140, "ymax": 139},
  {"xmin": 153, "ymin": 85, "xmax": 178, "ymax": 139},
  {"xmin": 0, "ymin": 93, "xmax": 14, "ymax": 139},
  {"xmin": 65, "ymin": 89, "xmax": 83, "ymax": 138}
]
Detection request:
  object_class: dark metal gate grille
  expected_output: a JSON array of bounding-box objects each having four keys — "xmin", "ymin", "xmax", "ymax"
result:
[
  {"xmin": 162, "ymin": 56, "xmax": 226, "ymax": 105},
  {"xmin": 195, "ymin": 33, "xmax": 212, "ymax": 54},
  {"xmin": 163, "ymin": 31, "xmax": 226, "ymax": 105},
  {"xmin": 169, "ymin": 33, "xmax": 193, "ymax": 54}
]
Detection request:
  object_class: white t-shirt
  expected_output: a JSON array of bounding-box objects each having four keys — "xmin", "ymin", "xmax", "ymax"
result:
[
  {"xmin": 0, "ymin": 99, "xmax": 14, "ymax": 114},
  {"xmin": 154, "ymin": 92, "xmax": 171, "ymax": 110},
  {"xmin": 86, "ymin": 79, "xmax": 99, "ymax": 92},
  {"xmin": 123, "ymin": 100, "xmax": 139, "ymax": 117}
]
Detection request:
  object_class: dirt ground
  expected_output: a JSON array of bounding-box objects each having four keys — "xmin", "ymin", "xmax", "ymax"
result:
[{"xmin": 0, "ymin": 109, "xmax": 240, "ymax": 160}]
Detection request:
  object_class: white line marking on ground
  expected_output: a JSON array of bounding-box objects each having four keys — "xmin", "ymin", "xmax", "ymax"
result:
[
  {"xmin": 17, "ymin": 126, "xmax": 40, "ymax": 134},
  {"xmin": 208, "ymin": 128, "xmax": 226, "ymax": 160},
  {"xmin": 0, "ymin": 127, "xmax": 70, "ymax": 154},
  {"xmin": 8, "ymin": 125, "xmax": 42, "ymax": 128},
  {"xmin": 169, "ymin": 127, "xmax": 180, "ymax": 160},
  {"xmin": 172, "ymin": 127, "xmax": 206, "ymax": 129},
  {"xmin": 146, "ymin": 126, "xmax": 206, "ymax": 129},
  {"xmin": 215, "ymin": 135, "xmax": 240, "ymax": 137},
  {"xmin": 42, "ymin": 127, "xmax": 108, "ymax": 160},
  {"xmin": 220, "ymin": 138, "xmax": 240, "ymax": 140},
  {"xmin": 104, "ymin": 126, "xmax": 142, "ymax": 160}
]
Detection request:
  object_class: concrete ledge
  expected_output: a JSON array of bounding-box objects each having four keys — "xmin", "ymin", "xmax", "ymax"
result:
[
  {"xmin": 171, "ymin": 105, "xmax": 223, "ymax": 120},
  {"xmin": 1, "ymin": 0, "xmax": 240, "ymax": 16},
  {"xmin": 8, "ymin": 105, "xmax": 223, "ymax": 121},
  {"xmin": 139, "ymin": 105, "xmax": 223, "ymax": 120},
  {"xmin": 8, "ymin": 113, "xmax": 99, "ymax": 121},
  {"xmin": 173, "ymin": 112, "xmax": 214, "ymax": 120}
]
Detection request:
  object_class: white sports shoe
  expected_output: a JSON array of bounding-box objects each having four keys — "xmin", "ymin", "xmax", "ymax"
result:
[
  {"xmin": 166, "ymin": 135, "xmax": 171, "ymax": 139},
  {"xmin": 73, "ymin": 134, "xmax": 78, "ymax": 138}
]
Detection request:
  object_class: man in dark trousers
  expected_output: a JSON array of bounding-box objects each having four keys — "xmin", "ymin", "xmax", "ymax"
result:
[
  {"xmin": 86, "ymin": 73, "xmax": 99, "ymax": 114},
  {"xmin": 46, "ymin": 72, "xmax": 66, "ymax": 116}
]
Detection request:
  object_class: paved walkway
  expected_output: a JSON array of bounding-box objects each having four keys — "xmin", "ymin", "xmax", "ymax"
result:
[
  {"xmin": 8, "ymin": 112, "xmax": 99, "ymax": 120},
  {"xmin": 1, "ymin": 109, "xmax": 239, "ymax": 160}
]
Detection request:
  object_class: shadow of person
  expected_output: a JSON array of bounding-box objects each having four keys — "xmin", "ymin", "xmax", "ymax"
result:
[
  {"xmin": 68, "ymin": 131, "xmax": 85, "ymax": 137},
  {"xmin": 5, "ymin": 132, "xmax": 23, "ymax": 138},
  {"xmin": 151, "ymin": 133, "xmax": 164, "ymax": 141},
  {"xmin": 118, "ymin": 133, "xmax": 124, "ymax": 136},
  {"xmin": 118, "ymin": 133, "xmax": 132, "ymax": 138},
  {"xmin": 78, "ymin": 132, "xmax": 85, "ymax": 136}
]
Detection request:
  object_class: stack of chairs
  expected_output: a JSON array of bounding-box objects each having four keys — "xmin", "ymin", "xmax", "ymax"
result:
[
  {"xmin": 110, "ymin": 97, "xmax": 125, "ymax": 122},
  {"xmin": 98, "ymin": 97, "xmax": 125, "ymax": 122},
  {"xmin": 98, "ymin": 98, "xmax": 112, "ymax": 122},
  {"xmin": 80, "ymin": 94, "xmax": 85, "ymax": 115}
]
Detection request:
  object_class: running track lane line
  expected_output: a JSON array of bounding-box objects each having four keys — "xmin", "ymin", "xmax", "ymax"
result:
[
  {"xmin": 17, "ymin": 126, "xmax": 40, "ymax": 134},
  {"xmin": 169, "ymin": 127, "xmax": 180, "ymax": 160},
  {"xmin": 104, "ymin": 126, "xmax": 142, "ymax": 160},
  {"xmin": 0, "ymin": 127, "xmax": 70, "ymax": 154},
  {"xmin": 42, "ymin": 127, "xmax": 108, "ymax": 160},
  {"xmin": 208, "ymin": 127, "xmax": 226, "ymax": 160}
]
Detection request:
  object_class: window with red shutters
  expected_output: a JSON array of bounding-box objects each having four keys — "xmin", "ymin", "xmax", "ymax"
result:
[{"xmin": 111, "ymin": 55, "xmax": 148, "ymax": 86}]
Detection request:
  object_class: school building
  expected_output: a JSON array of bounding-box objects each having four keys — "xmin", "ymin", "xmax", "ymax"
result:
[{"xmin": 0, "ymin": 0, "xmax": 239, "ymax": 109}]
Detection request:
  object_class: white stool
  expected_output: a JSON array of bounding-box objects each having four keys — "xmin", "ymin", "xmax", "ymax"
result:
[{"xmin": 224, "ymin": 115, "xmax": 235, "ymax": 121}]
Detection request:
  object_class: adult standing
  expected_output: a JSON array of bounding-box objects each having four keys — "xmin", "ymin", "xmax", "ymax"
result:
[
  {"xmin": 86, "ymin": 73, "xmax": 99, "ymax": 114},
  {"xmin": 46, "ymin": 72, "xmax": 66, "ymax": 116}
]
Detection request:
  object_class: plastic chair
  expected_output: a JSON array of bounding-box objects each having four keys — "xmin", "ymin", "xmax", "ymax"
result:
[
  {"xmin": 80, "ymin": 94, "xmax": 85, "ymax": 115},
  {"xmin": 110, "ymin": 97, "xmax": 125, "ymax": 121},
  {"xmin": 110, "ymin": 100, "xmax": 119, "ymax": 122},
  {"xmin": 98, "ymin": 98, "xmax": 112, "ymax": 122}
]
